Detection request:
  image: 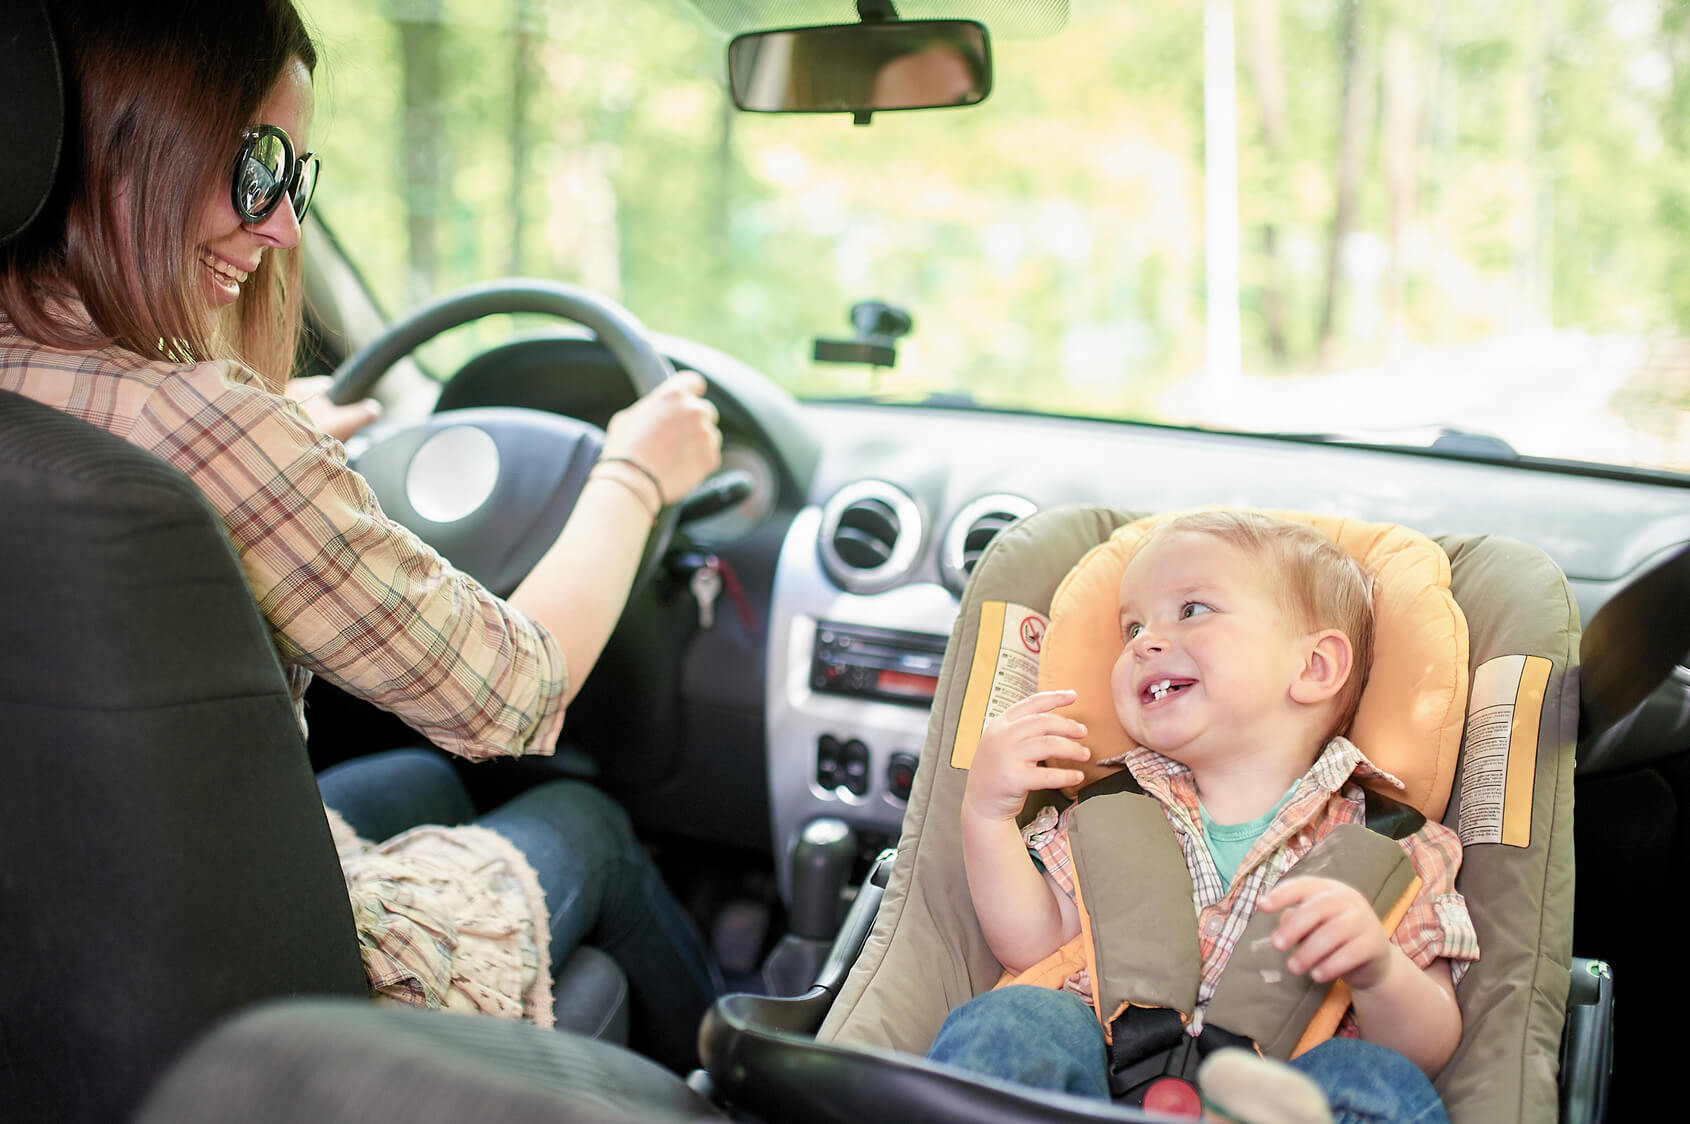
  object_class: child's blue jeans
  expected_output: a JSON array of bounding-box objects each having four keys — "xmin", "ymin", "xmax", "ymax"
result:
[{"xmin": 926, "ymin": 986, "xmax": 1449, "ymax": 1124}]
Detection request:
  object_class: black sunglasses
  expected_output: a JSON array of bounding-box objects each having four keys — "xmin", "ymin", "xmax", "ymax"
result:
[{"xmin": 232, "ymin": 124, "xmax": 320, "ymax": 225}]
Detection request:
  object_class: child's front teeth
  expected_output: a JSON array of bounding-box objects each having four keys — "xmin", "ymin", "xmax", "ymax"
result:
[{"xmin": 1149, "ymin": 679, "xmax": 1171, "ymax": 701}]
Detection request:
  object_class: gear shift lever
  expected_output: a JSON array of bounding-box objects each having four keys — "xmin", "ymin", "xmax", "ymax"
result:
[
  {"xmin": 788, "ymin": 817, "xmax": 858, "ymax": 941},
  {"xmin": 761, "ymin": 817, "xmax": 863, "ymax": 996}
]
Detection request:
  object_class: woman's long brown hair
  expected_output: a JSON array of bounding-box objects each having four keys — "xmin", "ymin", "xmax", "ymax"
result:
[{"xmin": 0, "ymin": 0, "xmax": 319, "ymax": 388}]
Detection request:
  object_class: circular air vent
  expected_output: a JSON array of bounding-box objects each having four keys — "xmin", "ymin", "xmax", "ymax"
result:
[
  {"xmin": 941, "ymin": 494, "xmax": 1037, "ymax": 594},
  {"xmin": 818, "ymin": 480, "xmax": 923, "ymax": 594}
]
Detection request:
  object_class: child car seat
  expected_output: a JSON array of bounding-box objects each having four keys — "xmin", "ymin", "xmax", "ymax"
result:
[{"xmin": 702, "ymin": 504, "xmax": 1610, "ymax": 1123}]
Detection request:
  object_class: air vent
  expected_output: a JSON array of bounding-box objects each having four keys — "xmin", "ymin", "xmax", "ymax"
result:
[
  {"xmin": 818, "ymin": 480, "xmax": 923, "ymax": 594},
  {"xmin": 941, "ymin": 494, "xmax": 1037, "ymax": 594}
]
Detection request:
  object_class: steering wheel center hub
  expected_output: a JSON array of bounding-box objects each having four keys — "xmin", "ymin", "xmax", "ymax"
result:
[{"xmin": 406, "ymin": 425, "xmax": 500, "ymax": 523}]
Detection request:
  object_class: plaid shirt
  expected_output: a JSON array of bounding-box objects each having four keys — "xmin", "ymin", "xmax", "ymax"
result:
[
  {"xmin": 1024, "ymin": 736, "xmax": 1479, "ymax": 1035},
  {"xmin": 1, "ymin": 316, "xmax": 567, "ymax": 761}
]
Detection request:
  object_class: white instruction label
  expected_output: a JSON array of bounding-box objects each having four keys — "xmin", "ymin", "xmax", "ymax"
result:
[
  {"xmin": 1456, "ymin": 654, "xmax": 1548, "ymax": 848},
  {"xmin": 951, "ymin": 600, "xmax": 1048, "ymax": 769}
]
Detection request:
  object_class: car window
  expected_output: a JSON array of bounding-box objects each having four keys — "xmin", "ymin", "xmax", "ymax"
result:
[{"xmin": 300, "ymin": 0, "xmax": 1690, "ymax": 477}]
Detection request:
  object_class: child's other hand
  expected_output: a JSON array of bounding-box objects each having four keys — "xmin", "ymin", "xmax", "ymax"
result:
[
  {"xmin": 1260, "ymin": 876, "xmax": 1393, "ymax": 991},
  {"xmin": 962, "ymin": 689, "xmax": 1091, "ymax": 824}
]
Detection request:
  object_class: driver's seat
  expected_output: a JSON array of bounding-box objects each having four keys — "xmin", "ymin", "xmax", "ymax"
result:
[
  {"xmin": 0, "ymin": 386, "xmax": 368, "ymax": 1121},
  {"xmin": 0, "ymin": 387, "xmax": 627, "ymax": 1123}
]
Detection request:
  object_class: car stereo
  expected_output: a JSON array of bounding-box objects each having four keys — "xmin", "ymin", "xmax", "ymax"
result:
[{"xmin": 810, "ymin": 621, "xmax": 948, "ymax": 707}]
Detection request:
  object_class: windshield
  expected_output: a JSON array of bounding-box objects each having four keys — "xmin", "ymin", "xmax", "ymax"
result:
[{"xmin": 301, "ymin": 0, "xmax": 1690, "ymax": 476}]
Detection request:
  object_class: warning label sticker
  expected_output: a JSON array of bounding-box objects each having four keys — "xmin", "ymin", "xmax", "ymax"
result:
[
  {"xmin": 1456, "ymin": 654, "xmax": 1550, "ymax": 848},
  {"xmin": 951, "ymin": 600, "xmax": 1049, "ymax": 769}
]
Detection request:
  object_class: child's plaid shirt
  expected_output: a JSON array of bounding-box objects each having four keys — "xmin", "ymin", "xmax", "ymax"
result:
[{"xmin": 1022, "ymin": 736, "xmax": 1480, "ymax": 1035}]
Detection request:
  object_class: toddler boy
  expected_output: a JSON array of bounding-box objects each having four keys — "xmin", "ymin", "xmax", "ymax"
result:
[{"xmin": 930, "ymin": 511, "xmax": 1478, "ymax": 1123}]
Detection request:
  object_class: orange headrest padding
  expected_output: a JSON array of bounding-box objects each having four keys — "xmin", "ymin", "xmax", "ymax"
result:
[{"xmin": 1036, "ymin": 508, "xmax": 1467, "ymax": 820}]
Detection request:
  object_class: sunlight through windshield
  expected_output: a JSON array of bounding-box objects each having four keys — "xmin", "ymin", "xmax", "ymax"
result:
[{"xmin": 302, "ymin": 0, "xmax": 1690, "ymax": 475}]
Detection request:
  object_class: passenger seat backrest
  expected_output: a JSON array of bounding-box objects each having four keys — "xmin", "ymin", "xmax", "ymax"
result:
[
  {"xmin": 0, "ymin": 389, "xmax": 368, "ymax": 1124},
  {"xmin": 817, "ymin": 506, "xmax": 1578, "ymax": 1124}
]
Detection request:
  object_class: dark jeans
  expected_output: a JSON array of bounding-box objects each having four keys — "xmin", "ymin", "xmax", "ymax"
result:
[
  {"xmin": 926, "ymin": 986, "xmax": 1450, "ymax": 1124},
  {"xmin": 317, "ymin": 747, "xmax": 723, "ymax": 1073}
]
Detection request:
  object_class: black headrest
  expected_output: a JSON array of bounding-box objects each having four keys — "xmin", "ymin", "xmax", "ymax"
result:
[{"xmin": 0, "ymin": 0, "xmax": 66, "ymax": 246}]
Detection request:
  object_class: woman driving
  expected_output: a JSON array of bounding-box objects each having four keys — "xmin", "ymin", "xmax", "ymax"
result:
[{"xmin": 0, "ymin": 0, "xmax": 723, "ymax": 1073}]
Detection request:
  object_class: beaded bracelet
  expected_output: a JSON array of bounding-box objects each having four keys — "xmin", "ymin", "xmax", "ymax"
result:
[
  {"xmin": 586, "ymin": 470, "xmax": 658, "ymax": 521},
  {"xmin": 597, "ymin": 455, "xmax": 666, "ymax": 508}
]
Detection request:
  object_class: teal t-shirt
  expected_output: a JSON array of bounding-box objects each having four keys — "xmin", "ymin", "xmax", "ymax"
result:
[{"xmin": 1200, "ymin": 784, "xmax": 1297, "ymax": 891}]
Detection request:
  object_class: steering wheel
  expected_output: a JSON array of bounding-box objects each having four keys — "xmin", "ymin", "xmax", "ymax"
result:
[{"xmin": 327, "ymin": 278, "xmax": 681, "ymax": 597}]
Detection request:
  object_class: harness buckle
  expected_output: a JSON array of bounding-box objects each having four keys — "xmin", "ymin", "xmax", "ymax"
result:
[{"xmin": 1106, "ymin": 1007, "xmax": 1257, "ymax": 1108}]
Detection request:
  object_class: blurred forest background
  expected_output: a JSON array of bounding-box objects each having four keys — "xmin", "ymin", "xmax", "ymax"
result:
[{"xmin": 300, "ymin": 0, "xmax": 1690, "ymax": 472}]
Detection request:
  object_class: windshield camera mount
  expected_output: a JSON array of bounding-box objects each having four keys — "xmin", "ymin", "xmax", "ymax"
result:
[{"xmin": 812, "ymin": 300, "xmax": 913, "ymax": 369}]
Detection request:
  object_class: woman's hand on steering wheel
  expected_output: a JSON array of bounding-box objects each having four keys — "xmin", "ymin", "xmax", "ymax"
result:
[
  {"xmin": 599, "ymin": 371, "xmax": 723, "ymax": 514},
  {"xmin": 286, "ymin": 374, "xmax": 383, "ymax": 442}
]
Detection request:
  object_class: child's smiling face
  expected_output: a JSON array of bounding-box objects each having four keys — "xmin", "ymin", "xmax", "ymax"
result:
[{"xmin": 1109, "ymin": 529, "xmax": 1314, "ymax": 767}]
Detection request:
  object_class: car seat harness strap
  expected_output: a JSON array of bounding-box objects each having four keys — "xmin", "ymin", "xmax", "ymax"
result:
[{"xmin": 1064, "ymin": 772, "xmax": 1424, "ymax": 1105}]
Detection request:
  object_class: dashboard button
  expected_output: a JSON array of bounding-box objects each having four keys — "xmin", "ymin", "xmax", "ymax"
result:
[
  {"xmin": 842, "ymin": 739, "xmax": 870, "ymax": 796},
  {"xmin": 887, "ymin": 753, "xmax": 918, "ymax": 800}
]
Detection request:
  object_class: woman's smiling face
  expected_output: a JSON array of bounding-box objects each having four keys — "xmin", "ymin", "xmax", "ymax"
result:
[{"xmin": 190, "ymin": 58, "xmax": 314, "ymax": 316}]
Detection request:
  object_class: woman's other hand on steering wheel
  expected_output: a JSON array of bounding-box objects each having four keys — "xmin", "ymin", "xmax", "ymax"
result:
[
  {"xmin": 600, "ymin": 371, "xmax": 723, "ymax": 509},
  {"xmin": 286, "ymin": 374, "xmax": 383, "ymax": 442},
  {"xmin": 509, "ymin": 370, "xmax": 721, "ymax": 700}
]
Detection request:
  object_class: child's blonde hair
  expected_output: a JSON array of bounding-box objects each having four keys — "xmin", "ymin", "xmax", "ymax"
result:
[{"xmin": 1149, "ymin": 510, "xmax": 1376, "ymax": 742}]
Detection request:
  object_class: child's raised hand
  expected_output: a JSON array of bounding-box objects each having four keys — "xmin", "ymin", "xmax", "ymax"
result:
[
  {"xmin": 962, "ymin": 689, "xmax": 1091, "ymax": 824},
  {"xmin": 1260, "ymin": 876, "xmax": 1393, "ymax": 991}
]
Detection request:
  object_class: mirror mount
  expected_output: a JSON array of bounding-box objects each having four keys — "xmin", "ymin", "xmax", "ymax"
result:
[{"xmin": 855, "ymin": 1, "xmax": 896, "ymax": 125}]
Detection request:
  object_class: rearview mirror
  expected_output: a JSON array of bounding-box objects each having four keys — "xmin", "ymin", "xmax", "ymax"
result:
[{"xmin": 728, "ymin": 20, "xmax": 991, "ymax": 117}]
